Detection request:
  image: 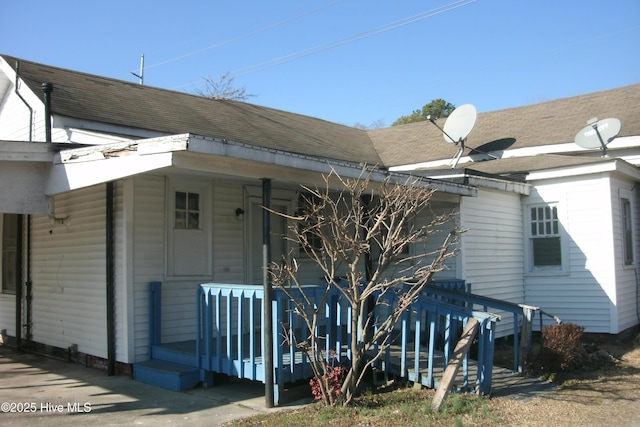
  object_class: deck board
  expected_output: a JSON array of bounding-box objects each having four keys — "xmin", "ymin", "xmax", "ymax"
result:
[{"xmin": 153, "ymin": 339, "xmax": 549, "ymax": 396}]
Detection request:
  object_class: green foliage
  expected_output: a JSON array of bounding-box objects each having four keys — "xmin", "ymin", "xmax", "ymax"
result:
[{"xmin": 391, "ymin": 99, "xmax": 456, "ymax": 126}]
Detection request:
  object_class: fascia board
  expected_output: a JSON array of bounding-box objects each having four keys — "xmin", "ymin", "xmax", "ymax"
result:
[
  {"xmin": 186, "ymin": 134, "xmax": 476, "ymax": 196},
  {"xmin": 45, "ymin": 151, "xmax": 174, "ymax": 195},
  {"xmin": 525, "ymin": 160, "xmax": 631, "ymax": 181}
]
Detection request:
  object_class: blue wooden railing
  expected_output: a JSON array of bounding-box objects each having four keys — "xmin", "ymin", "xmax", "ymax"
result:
[{"xmin": 195, "ymin": 281, "xmax": 499, "ymax": 403}]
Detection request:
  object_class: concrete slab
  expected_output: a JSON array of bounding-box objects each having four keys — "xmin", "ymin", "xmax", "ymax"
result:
[{"xmin": 0, "ymin": 346, "xmax": 312, "ymax": 426}]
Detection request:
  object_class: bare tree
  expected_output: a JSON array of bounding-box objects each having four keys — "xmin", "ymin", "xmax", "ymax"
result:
[
  {"xmin": 193, "ymin": 72, "xmax": 256, "ymax": 101},
  {"xmin": 270, "ymin": 168, "xmax": 463, "ymax": 406}
]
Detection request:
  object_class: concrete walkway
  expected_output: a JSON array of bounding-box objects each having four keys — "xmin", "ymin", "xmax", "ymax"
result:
[
  {"xmin": 0, "ymin": 346, "xmax": 312, "ymax": 426},
  {"xmin": 0, "ymin": 345, "xmax": 556, "ymax": 426}
]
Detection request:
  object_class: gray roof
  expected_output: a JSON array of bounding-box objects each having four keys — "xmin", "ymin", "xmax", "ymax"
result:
[
  {"xmin": 368, "ymin": 84, "xmax": 640, "ymax": 167},
  {"xmin": 3, "ymin": 54, "xmax": 639, "ymax": 177},
  {"xmin": 2, "ymin": 55, "xmax": 380, "ymax": 165}
]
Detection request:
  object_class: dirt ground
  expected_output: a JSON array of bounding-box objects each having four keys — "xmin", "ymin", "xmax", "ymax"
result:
[{"xmin": 486, "ymin": 331, "xmax": 640, "ymax": 426}]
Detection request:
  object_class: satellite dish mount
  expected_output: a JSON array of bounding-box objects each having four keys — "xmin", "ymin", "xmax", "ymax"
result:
[
  {"xmin": 574, "ymin": 117, "xmax": 621, "ymax": 157},
  {"xmin": 428, "ymin": 104, "xmax": 478, "ymax": 168}
]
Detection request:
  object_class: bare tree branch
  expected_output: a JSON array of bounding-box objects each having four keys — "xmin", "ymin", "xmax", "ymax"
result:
[{"xmin": 270, "ymin": 167, "xmax": 463, "ymax": 406}]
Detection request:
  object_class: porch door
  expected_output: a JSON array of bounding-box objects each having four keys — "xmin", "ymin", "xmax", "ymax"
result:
[{"xmin": 248, "ymin": 200, "xmax": 288, "ymax": 284}]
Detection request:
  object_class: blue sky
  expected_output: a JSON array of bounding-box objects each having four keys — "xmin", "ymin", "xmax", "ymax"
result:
[{"xmin": 2, "ymin": 0, "xmax": 639, "ymax": 128}]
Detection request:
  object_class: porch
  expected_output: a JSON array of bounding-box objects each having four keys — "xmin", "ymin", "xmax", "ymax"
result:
[{"xmin": 134, "ymin": 280, "xmax": 543, "ymax": 405}]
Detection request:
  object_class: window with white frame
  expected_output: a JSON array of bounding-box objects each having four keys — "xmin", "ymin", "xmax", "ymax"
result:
[
  {"xmin": 529, "ymin": 204, "xmax": 562, "ymax": 268},
  {"xmin": 621, "ymin": 197, "xmax": 634, "ymax": 265}
]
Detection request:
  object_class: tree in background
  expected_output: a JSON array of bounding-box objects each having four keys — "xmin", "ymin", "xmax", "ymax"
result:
[
  {"xmin": 270, "ymin": 168, "xmax": 462, "ymax": 406},
  {"xmin": 352, "ymin": 118, "xmax": 385, "ymax": 130},
  {"xmin": 193, "ymin": 72, "xmax": 257, "ymax": 101},
  {"xmin": 391, "ymin": 99, "xmax": 455, "ymax": 126}
]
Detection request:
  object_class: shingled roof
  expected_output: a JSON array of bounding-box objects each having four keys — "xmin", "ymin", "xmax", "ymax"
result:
[
  {"xmin": 368, "ymin": 84, "xmax": 640, "ymax": 168},
  {"xmin": 2, "ymin": 55, "xmax": 639, "ymax": 177},
  {"xmin": 1, "ymin": 55, "xmax": 380, "ymax": 165}
]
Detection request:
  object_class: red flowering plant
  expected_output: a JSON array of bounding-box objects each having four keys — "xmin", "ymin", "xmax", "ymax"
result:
[{"xmin": 309, "ymin": 350, "xmax": 346, "ymax": 403}]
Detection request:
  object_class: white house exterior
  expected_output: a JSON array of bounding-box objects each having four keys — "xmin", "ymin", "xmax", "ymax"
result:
[
  {"xmin": 377, "ymin": 84, "xmax": 640, "ymax": 335},
  {"xmin": 1, "ymin": 54, "xmax": 639, "ymax": 376}
]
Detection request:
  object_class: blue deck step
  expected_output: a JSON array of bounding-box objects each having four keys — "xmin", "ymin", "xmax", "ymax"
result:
[{"xmin": 134, "ymin": 359, "xmax": 200, "ymax": 392}]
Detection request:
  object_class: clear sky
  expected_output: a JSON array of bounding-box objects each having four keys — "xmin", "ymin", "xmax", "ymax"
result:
[{"xmin": 2, "ymin": 0, "xmax": 639, "ymax": 128}]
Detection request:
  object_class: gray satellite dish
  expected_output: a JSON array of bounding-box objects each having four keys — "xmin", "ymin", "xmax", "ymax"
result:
[
  {"xmin": 442, "ymin": 104, "xmax": 477, "ymax": 144},
  {"xmin": 574, "ymin": 118, "xmax": 621, "ymax": 155}
]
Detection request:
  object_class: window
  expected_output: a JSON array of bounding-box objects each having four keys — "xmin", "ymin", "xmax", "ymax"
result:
[
  {"xmin": 175, "ymin": 191, "xmax": 200, "ymax": 230},
  {"xmin": 297, "ymin": 192, "xmax": 323, "ymax": 253},
  {"xmin": 622, "ymin": 198, "xmax": 634, "ymax": 265},
  {"xmin": 529, "ymin": 205, "xmax": 562, "ymax": 268},
  {"xmin": 2, "ymin": 214, "xmax": 20, "ymax": 294}
]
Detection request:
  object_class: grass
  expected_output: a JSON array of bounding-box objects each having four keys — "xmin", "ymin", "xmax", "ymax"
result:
[
  {"xmin": 224, "ymin": 330, "xmax": 640, "ymax": 426},
  {"xmin": 227, "ymin": 385, "xmax": 496, "ymax": 427}
]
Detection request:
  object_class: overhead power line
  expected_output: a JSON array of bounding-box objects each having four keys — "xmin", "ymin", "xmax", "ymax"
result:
[
  {"xmin": 141, "ymin": 0, "xmax": 345, "ymax": 72},
  {"xmin": 229, "ymin": 0, "xmax": 477, "ymax": 77}
]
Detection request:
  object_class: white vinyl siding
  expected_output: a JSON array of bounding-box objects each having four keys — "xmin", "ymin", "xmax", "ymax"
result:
[
  {"xmin": 0, "ymin": 81, "xmax": 66, "ymax": 142},
  {"xmin": 410, "ymin": 198, "xmax": 460, "ymax": 281},
  {"xmin": 0, "ymin": 216, "xmax": 16, "ymax": 334},
  {"xmin": 213, "ymin": 182, "xmax": 245, "ymax": 282},
  {"xmin": 0, "ymin": 294, "xmax": 15, "ymax": 339},
  {"xmin": 524, "ymin": 174, "xmax": 616, "ymax": 333},
  {"xmin": 132, "ymin": 175, "xmax": 166, "ymax": 361},
  {"xmin": 0, "ymin": 84, "xmax": 42, "ymax": 141},
  {"xmin": 460, "ymin": 188, "xmax": 524, "ymax": 337},
  {"xmin": 613, "ymin": 179, "xmax": 640, "ymax": 332},
  {"xmin": 30, "ymin": 185, "xmax": 107, "ymax": 358}
]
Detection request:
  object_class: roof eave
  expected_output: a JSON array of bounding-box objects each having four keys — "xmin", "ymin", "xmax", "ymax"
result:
[{"xmin": 44, "ymin": 133, "xmax": 477, "ymax": 197}]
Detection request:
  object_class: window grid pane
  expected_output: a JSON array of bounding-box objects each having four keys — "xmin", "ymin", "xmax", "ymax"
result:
[
  {"xmin": 530, "ymin": 204, "xmax": 561, "ymax": 267},
  {"xmin": 531, "ymin": 205, "xmax": 560, "ymax": 238},
  {"xmin": 175, "ymin": 191, "xmax": 200, "ymax": 230}
]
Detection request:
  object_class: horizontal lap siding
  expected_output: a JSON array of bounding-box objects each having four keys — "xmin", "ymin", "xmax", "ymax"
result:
[
  {"xmin": 0, "ymin": 295, "xmax": 15, "ymax": 339},
  {"xmin": 611, "ymin": 176, "xmax": 640, "ymax": 332},
  {"xmin": 411, "ymin": 200, "xmax": 460, "ymax": 281},
  {"xmin": 524, "ymin": 175, "xmax": 615, "ymax": 333},
  {"xmin": 30, "ymin": 186, "xmax": 107, "ymax": 357},
  {"xmin": 132, "ymin": 176, "xmax": 166, "ymax": 362},
  {"xmin": 113, "ymin": 180, "xmax": 131, "ymax": 362},
  {"xmin": 0, "ymin": 89, "xmax": 41, "ymax": 141},
  {"xmin": 461, "ymin": 189, "xmax": 524, "ymax": 337},
  {"xmin": 212, "ymin": 182, "xmax": 245, "ymax": 283}
]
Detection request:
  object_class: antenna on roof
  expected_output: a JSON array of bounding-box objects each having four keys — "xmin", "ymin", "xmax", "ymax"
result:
[
  {"xmin": 427, "ymin": 104, "xmax": 477, "ymax": 168},
  {"xmin": 574, "ymin": 117, "xmax": 621, "ymax": 157},
  {"xmin": 131, "ymin": 54, "xmax": 144, "ymax": 85}
]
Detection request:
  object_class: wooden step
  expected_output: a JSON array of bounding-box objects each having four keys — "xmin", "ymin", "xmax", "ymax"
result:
[{"xmin": 134, "ymin": 359, "xmax": 200, "ymax": 392}]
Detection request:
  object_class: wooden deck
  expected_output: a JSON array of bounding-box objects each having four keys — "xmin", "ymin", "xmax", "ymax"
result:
[
  {"xmin": 149, "ymin": 338, "xmax": 553, "ymax": 398},
  {"xmin": 135, "ymin": 280, "xmax": 549, "ymax": 405}
]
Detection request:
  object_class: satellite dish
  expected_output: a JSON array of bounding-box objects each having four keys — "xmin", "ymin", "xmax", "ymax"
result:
[
  {"xmin": 443, "ymin": 104, "xmax": 477, "ymax": 144},
  {"xmin": 574, "ymin": 118, "xmax": 621, "ymax": 154}
]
